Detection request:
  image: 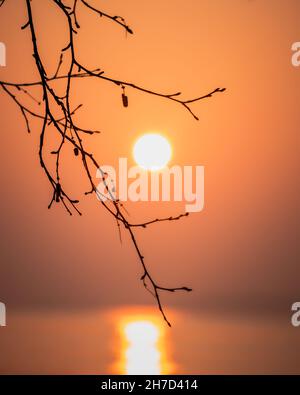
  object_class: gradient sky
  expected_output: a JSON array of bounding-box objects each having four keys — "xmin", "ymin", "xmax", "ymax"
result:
[{"xmin": 0, "ymin": 0, "xmax": 299, "ymax": 373}]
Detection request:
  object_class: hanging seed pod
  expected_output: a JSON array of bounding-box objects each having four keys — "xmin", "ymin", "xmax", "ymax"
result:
[
  {"xmin": 74, "ymin": 147, "xmax": 79, "ymax": 156},
  {"xmin": 122, "ymin": 92, "xmax": 128, "ymax": 107},
  {"xmin": 121, "ymin": 86, "xmax": 128, "ymax": 108}
]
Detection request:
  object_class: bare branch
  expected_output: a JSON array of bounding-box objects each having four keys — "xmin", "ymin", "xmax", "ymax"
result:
[
  {"xmin": 0, "ymin": 0, "xmax": 226, "ymax": 326},
  {"xmin": 80, "ymin": 0, "xmax": 133, "ymax": 35}
]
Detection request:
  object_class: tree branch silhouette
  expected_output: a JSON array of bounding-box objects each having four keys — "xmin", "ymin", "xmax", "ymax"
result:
[{"xmin": 0, "ymin": 0, "xmax": 225, "ymax": 326}]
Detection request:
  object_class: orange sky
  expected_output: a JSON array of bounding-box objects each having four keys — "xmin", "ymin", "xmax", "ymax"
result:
[{"xmin": 0, "ymin": 0, "xmax": 299, "ymax": 373}]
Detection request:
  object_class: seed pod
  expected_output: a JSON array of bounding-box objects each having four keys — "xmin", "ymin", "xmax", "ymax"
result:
[{"xmin": 122, "ymin": 93, "xmax": 128, "ymax": 108}]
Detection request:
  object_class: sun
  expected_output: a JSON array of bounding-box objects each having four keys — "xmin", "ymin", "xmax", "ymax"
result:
[{"xmin": 133, "ymin": 133, "xmax": 172, "ymax": 171}]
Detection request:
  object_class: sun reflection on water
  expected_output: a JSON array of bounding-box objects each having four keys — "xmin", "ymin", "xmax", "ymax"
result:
[
  {"xmin": 124, "ymin": 321, "xmax": 161, "ymax": 375},
  {"xmin": 111, "ymin": 309, "xmax": 173, "ymax": 375}
]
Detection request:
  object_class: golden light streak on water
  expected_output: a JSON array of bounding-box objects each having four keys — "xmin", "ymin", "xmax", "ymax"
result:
[
  {"xmin": 124, "ymin": 321, "xmax": 161, "ymax": 375},
  {"xmin": 110, "ymin": 308, "xmax": 173, "ymax": 375}
]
